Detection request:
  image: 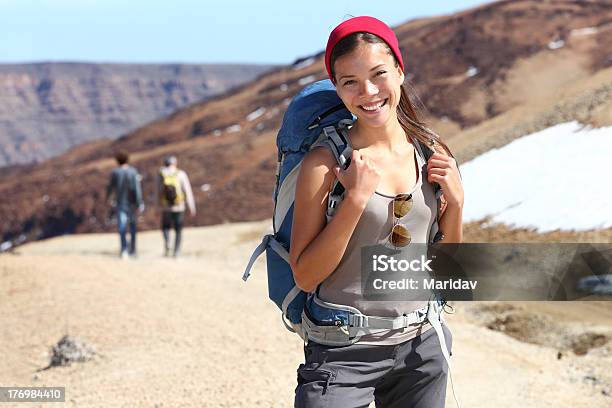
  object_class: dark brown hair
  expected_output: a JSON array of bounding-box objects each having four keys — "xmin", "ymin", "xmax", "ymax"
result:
[
  {"xmin": 115, "ymin": 151, "xmax": 129, "ymax": 165},
  {"xmin": 329, "ymin": 32, "xmax": 451, "ymax": 155}
]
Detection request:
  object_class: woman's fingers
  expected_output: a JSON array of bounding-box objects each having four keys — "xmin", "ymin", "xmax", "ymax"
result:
[
  {"xmin": 430, "ymin": 152, "xmax": 449, "ymax": 161},
  {"xmin": 428, "ymin": 173, "xmax": 449, "ymax": 185},
  {"xmin": 427, "ymin": 159, "xmax": 449, "ymax": 169},
  {"xmin": 427, "ymin": 157, "xmax": 456, "ymax": 170},
  {"xmin": 428, "ymin": 167, "xmax": 448, "ymax": 176},
  {"xmin": 427, "ymin": 152, "xmax": 464, "ymax": 207}
]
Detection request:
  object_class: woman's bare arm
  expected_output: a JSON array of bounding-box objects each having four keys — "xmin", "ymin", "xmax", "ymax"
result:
[
  {"xmin": 289, "ymin": 148, "xmax": 378, "ymax": 292},
  {"xmin": 438, "ymin": 202, "xmax": 463, "ymax": 243}
]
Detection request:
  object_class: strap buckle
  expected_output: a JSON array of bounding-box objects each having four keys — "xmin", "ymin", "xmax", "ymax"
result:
[
  {"xmin": 323, "ymin": 126, "xmax": 336, "ymax": 138},
  {"xmin": 351, "ymin": 314, "xmax": 368, "ymax": 328}
]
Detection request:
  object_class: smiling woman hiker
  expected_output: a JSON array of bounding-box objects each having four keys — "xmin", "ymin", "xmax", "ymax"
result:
[{"xmin": 288, "ymin": 17, "xmax": 464, "ymax": 407}]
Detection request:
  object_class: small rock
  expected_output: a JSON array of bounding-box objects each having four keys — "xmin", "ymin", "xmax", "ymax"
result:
[{"xmin": 49, "ymin": 335, "xmax": 96, "ymax": 367}]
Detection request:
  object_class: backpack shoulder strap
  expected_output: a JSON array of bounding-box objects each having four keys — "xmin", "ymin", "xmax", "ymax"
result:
[
  {"xmin": 314, "ymin": 122, "xmax": 353, "ymax": 223},
  {"xmin": 413, "ymin": 137, "xmax": 446, "ymax": 244},
  {"xmin": 311, "ymin": 120, "xmax": 353, "ymax": 168},
  {"xmin": 415, "ymin": 138, "xmax": 433, "ymax": 161}
]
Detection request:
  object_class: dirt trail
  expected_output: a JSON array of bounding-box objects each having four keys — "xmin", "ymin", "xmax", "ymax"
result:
[{"xmin": 1, "ymin": 220, "xmax": 610, "ymax": 407}]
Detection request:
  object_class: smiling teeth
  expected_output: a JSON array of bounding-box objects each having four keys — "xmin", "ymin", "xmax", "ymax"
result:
[{"xmin": 361, "ymin": 100, "xmax": 385, "ymax": 111}]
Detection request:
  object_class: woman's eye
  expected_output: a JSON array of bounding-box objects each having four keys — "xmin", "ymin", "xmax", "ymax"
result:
[
  {"xmin": 375, "ymin": 70, "xmax": 387, "ymax": 76},
  {"xmin": 342, "ymin": 80, "xmax": 355, "ymax": 86}
]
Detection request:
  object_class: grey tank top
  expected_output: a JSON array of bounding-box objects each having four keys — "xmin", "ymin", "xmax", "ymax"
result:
[{"xmin": 318, "ymin": 140, "xmax": 436, "ymax": 345}]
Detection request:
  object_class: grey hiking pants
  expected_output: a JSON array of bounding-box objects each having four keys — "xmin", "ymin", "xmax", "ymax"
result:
[{"xmin": 294, "ymin": 323, "xmax": 452, "ymax": 408}]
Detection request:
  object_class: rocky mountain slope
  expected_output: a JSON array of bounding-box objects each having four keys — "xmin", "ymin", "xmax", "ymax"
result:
[
  {"xmin": 1, "ymin": 0, "xmax": 611, "ymax": 247},
  {"xmin": 0, "ymin": 63, "xmax": 274, "ymax": 166}
]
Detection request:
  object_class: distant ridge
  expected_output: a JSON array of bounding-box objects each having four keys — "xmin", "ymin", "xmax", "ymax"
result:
[{"xmin": 0, "ymin": 62, "xmax": 275, "ymax": 166}]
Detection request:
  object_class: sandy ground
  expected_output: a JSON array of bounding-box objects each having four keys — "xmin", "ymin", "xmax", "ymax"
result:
[{"xmin": 1, "ymin": 220, "xmax": 611, "ymax": 407}]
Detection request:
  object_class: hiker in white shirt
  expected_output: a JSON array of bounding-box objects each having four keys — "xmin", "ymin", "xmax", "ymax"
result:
[{"xmin": 157, "ymin": 156, "xmax": 196, "ymax": 257}]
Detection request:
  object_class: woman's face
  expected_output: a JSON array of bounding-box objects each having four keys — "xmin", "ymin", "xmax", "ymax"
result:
[{"xmin": 333, "ymin": 42, "xmax": 405, "ymax": 129}]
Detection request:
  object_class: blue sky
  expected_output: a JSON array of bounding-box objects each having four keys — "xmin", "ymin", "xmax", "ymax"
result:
[{"xmin": 1, "ymin": 0, "xmax": 491, "ymax": 65}]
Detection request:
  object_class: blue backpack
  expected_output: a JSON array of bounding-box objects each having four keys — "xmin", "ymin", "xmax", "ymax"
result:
[
  {"xmin": 242, "ymin": 79, "xmax": 446, "ymax": 340},
  {"xmin": 242, "ymin": 80, "xmax": 353, "ymax": 333}
]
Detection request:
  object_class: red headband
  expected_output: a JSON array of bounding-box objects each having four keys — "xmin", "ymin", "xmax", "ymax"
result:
[{"xmin": 325, "ymin": 16, "xmax": 404, "ymax": 81}]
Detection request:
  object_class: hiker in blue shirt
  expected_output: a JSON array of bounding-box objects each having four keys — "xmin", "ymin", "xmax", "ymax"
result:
[{"xmin": 106, "ymin": 151, "xmax": 145, "ymax": 259}]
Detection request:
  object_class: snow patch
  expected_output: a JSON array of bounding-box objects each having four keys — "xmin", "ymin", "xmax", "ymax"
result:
[
  {"xmin": 246, "ymin": 107, "xmax": 266, "ymax": 122},
  {"xmin": 570, "ymin": 27, "xmax": 598, "ymax": 37},
  {"xmin": 461, "ymin": 122, "xmax": 612, "ymax": 232},
  {"xmin": 466, "ymin": 66, "xmax": 479, "ymax": 77},
  {"xmin": 298, "ymin": 75, "xmax": 316, "ymax": 86},
  {"xmin": 292, "ymin": 57, "xmax": 315, "ymax": 70},
  {"xmin": 226, "ymin": 124, "xmax": 241, "ymax": 133},
  {"xmin": 548, "ymin": 40, "xmax": 565, "ymax": 50}
]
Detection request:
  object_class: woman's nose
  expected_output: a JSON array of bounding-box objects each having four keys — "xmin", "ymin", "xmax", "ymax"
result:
[{"xmin": 360, "ymin": 80, "xmax": 378, "ymax": 96}]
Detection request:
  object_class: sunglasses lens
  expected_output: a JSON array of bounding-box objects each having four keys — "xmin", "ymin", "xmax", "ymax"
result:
[
  {"xmin": 393, "ymin": 194, "xmax": 413, "ymax": 218},
  {"xmin": 391, "ymin": 224, "xmax": 411, "ymax": 247}
]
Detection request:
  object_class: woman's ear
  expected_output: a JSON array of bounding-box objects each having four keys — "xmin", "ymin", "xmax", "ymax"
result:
[{"xmin": 398, "ymin": 66, "xmax": 405, "ymax": 82}]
